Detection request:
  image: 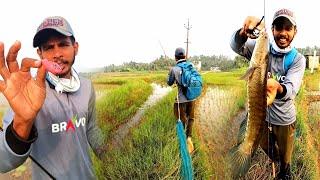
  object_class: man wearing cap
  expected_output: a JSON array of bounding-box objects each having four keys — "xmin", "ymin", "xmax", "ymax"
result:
[
  {"xmin": 230, "ymin": 8, "xmax": 305, "ymax": 179},
  {"xmin": 167, "ymin": 47, "xmax": 195, "ymax": 154},
  {"xmin": 0, "ymin": 16, "xmax": 104, "ymax": 179}
]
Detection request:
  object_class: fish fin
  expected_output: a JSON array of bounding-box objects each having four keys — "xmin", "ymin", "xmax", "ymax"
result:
[
  {"xmin": 239, "ymin": 67, "xmax": 256, "ymax": 80},
  {"xmin": 237, "ymin": 115, "xmax": 248, "ymax": 143},
  {"xmin": 229, "ymin": 144, "xmax": 252, "ymax": 178}
]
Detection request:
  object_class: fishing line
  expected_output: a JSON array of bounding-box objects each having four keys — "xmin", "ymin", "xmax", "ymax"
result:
[{"xmin": 264, "ymin": 0, "xmax": 276, "ymax": 177}]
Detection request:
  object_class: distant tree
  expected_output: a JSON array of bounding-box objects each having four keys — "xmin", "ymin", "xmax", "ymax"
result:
[{"xmin": 234, "ymin": 55, "xmax": 249, "ymax": 68}]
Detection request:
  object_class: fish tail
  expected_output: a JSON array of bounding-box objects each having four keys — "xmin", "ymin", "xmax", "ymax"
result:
[{"xmin": 229, "ymin": 144, "xmax": 252, "ymax": 178}]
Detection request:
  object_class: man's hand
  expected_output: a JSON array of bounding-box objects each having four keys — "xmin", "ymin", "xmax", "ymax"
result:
[
  {"xmin": 239, "ymin": 16, "xmax": 265, "ymax": 39},
  {"xmin": 0, "ymin": 41, "xmax": 46, "ymax": 139},
  {"xmin": 267, "ymin": 78, "xmax": 283, "ymax": 106}
]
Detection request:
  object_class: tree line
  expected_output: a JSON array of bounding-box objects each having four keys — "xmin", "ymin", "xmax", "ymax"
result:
[
  {"xmin": 103, "ymin": 55, "xmax": 248, "ymax": 72},
  {"xmin": 103, "ymin": 46, "xmax": 316, "ymax": 72}
]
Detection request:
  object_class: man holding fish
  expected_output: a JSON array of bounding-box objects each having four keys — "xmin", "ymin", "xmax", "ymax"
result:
[
  {"xmin": 0, "ymin": 16, "xmax": 104, "ymax": 179},
  {"xmin": 230, "ymin": 8, "xmax": 306, "ymax": 179}
]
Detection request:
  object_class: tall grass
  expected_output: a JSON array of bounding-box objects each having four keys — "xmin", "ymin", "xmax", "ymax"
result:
[
  {"xmin": 194, "ymin": 86, "xmax": 246, "ymax": 179},
  {"xmin": 91, "ymin": 71, "xmax": 168, "ymax": 85},
  {"xmin": 304, "ymin": 70, "xmax": 320, "ymax": 91},
  {"xmin": 291, "ymin": 83, "xmax": 320, "ymax": 179},
  {"xmin": 96, "ymin": 80, "xmax": 152, "ymax": 139},
  {"xmin": 95, "ymin": 91, "xmax": 208, "ymax": 179}
]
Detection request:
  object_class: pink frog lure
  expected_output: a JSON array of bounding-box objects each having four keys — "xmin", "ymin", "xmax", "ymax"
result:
[{"xmin": 42, "ymin": 59, "xmax": 62, "ymax": 75}]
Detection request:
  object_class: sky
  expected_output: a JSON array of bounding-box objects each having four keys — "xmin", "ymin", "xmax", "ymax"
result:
[{"xmin": 0, "ymin": 0, "xmax": 319, "ymax": 72}]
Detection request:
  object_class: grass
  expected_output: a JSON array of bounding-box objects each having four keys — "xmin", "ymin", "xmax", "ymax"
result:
[
  {"xmin": 95, "ymin": 90, "xmax": 208, "ymax": 179},
  {"xmin": 91, "ymin": 71, "xmax": 168, "ymax": 85},
  {"xmin": 304, "ymin": 70, "xmax": 320, "ymax": 91},
  {"xmin": 0, "ymin": 107, "xmax": 6, "ymax": 129},
  {"xmin": 90, "ymin": 69, "xmax": 320, "ymax": 179},
  {"xmin": 194, "ymin": 85, "xmax": 246, "ymax": 179},
  {"xmin": 291, "ymin": 82, "xmax": 320, "ymax": 179},
  {"xmin": 92, "ymin": 70, "xmax": 248, "ymax": 179},
  {"xmin": 202, "ymin": 68, "xmax": 246, "ymax": 87},
  {"xmin": 96, "ymin": 80, "xmax": 152, "ymax": 139},
  {"xmin": 291, "ymin": 70, "xmax": 320, "ymax": 179}
]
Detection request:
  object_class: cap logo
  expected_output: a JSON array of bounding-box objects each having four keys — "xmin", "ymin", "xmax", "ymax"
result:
[
  {"xmin": 275, "ymin": 9, "xmax": 294, "ymax": 18},
  {"xmin": 38, "ymin": 18, "xmax": 64, "ymax": 31}
]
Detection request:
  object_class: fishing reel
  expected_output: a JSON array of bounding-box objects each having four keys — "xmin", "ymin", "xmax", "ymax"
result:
[
  {"xmin": 247, "ymin": 28, "xmax": 261, "ymax": 38},
  {"xmin": 247, "ymin": 16, "xmax": 265, "ymax": 38}
]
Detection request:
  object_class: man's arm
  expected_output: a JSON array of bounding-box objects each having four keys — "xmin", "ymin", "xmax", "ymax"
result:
[
  {"xmin": 230, "ymin": 29, "xmax": 256, "ymax": 60},
  {"xmin": 278, "ymin": 54, "xmax": 306, "ymax": 100},
  {"xmin": 167, "ymin": 67, "xmax": 175, "ymax": 86},
  {"xmin": 266, "ymin": 55, "xmax": 306, "ymax": 105},
  {"xmin": 0, "ymin": 110, "xmax": 37, "ymax": 173},
  {"xmin": 230, "ymin": 16, "xmax": 265, "ymax": 60},
  {"xmin": 86, "ymin": 83, "xmax": 104, "ymax": 158},
  {"xmin": 0, "ymin": 41, "xmax": 45, "ymax": 172}
]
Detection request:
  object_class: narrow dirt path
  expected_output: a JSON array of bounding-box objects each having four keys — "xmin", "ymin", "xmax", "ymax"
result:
[
  {"xmin": 108, "ymin": 83, "xmax": 172, "ymax": 148},
  {"xmin": 195, "ymin": 86, "xmax": 246, "ymax": 179}
]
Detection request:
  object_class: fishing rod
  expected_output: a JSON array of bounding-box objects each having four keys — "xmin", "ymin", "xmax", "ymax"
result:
[
  {"xmin": 261, "ymin": 0, "xmax": 276, "ymax": 177},
  {"xmin": 247, "ymin": 0, "xmax": 276, "ymax": 177},
  {"xmin": 0, "ymin": 126, "xmax": 55, "ymax": 179}
]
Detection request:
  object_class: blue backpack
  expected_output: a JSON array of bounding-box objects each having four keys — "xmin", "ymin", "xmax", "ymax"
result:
[
  {"xmin": 284, "ymin": 48, "xmax": 298, "ymax": 74},
  {"xmin": 176, "ymin": 61, "xmax": 203, "ymax": 100}
]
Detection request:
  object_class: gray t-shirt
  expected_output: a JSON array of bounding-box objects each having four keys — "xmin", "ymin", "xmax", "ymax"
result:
[
  {"xmin": 0, "ymin": 76, "xmax": 104, "ymax": 180},
  {"xmin": 230, "ymin": 29, "xmax": 306, "ymax": 125}
]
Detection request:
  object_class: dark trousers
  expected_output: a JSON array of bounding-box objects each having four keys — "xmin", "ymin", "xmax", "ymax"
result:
[
  {"xmin": 259, "ymin": 121, "xmax": 296, "ymax": 175},
  {"xmin": 174, "ymin": 101, "xmax": 195, "ymax": 137}
]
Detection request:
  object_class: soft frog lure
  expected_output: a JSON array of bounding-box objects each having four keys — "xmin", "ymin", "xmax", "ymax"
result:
[{"xmin": 42, "ymin": 59, "xmax": 62, "ymax": 75}]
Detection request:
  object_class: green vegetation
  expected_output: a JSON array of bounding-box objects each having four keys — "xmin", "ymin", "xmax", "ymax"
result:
[
  {"xmin": 202, "ymin": 68, "xmax": 246, "ymax": 87},
  {"xmin": 304, "ymin": 70, "xmax": 320, "ymax": 91},
  {"xmin": 290, "ymin": 70, "xmax": 320, "ymax": 179},
  {"xmin": 292, "ymin": 81, "xmax": 320, "ymax": 179},
  {"xmin": 196, "ymin": 72, "xmax": 247, "ymax": 179},
  {"xmin": 91, "ymin": 71, "xmax": 167, "ymax": 85},
  {"xmin": 96, "ymin": 80, "xmax": 152, "ymax": 139},
  {"xmin": 102, "ymin": 54, "xmax": 249, "ymax": 72},
  {"xmin": 95, "ymin": 91, "xmax": 208, "ymax": 179},
  {"xmin": 91, "ymin": 68, "xmax": 320, "ymax": 179}
]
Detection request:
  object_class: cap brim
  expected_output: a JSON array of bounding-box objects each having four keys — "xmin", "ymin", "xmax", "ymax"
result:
[
  {"xmin": 33, "ymin": 28, "xmax": 73, "ymax": 47},
  {"xmin": 273, "ymin": 15, "xmax": 296, "ymax": 26}
]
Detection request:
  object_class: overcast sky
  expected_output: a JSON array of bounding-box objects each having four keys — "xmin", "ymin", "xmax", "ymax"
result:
[{"xmin": 0, "ymin": 0, "xmax": 318, "ymax": 72}]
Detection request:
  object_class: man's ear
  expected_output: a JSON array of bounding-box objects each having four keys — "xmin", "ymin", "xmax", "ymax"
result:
[
  {"xmin": 294, "ymin": 27, "xmax": 297, "ymax": 36},
  {"xmin": 73, "ymin": 42, "xmax": 79, "ymax": 56},
  {"xmin": 37, "ymin": 48, "xmax": 43, "ymax": 59}
]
